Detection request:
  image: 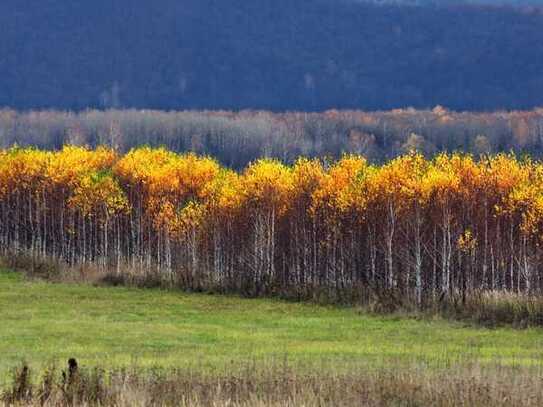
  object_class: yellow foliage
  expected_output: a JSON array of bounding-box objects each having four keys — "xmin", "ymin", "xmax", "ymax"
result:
[
  {"xmin": 3, "ymin": 146, "xmax": 543, "ymax": 244},
  {"xmin": 242, "ymin": 159, "xmax": 293, "ymax": 214},
  {"xmin": 46, "ymin": 145, "xmax": 117, "ymax": 188},
  {"xmin": 69, "ymin": 171, "xmax": 128, "ymax": 219},
  {"xmin": 311, "ymin": 155, "xmax": 367, "ymax": 218}
]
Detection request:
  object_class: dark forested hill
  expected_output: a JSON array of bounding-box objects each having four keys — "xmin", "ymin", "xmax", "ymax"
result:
[{"xmin": 1, "ymin": 0, "xmax": 543, "ymax": 111}]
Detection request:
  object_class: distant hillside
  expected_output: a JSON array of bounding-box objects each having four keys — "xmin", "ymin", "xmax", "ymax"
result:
[
  {"xmin": 351, "ymin": 0, "xmax": 543, "ymax": 6},
  {"xmin": 1, "ymin": 0, "xmax": 543, "ymax": 111}
]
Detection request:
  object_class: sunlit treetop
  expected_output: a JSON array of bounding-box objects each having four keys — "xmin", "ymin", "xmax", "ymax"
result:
[
  {"xmin": 68, "ymin": 171, "xmax": 128, "ymax": 219},
  {"xmin": 46, "ymin": 145, "xmax": 117, "ymax": 188},
  {"xmin": 311, "ymin": 155, "xmax": 367, "ymax": 218},
  {"xmin": 242, "ymin": 159, "xmax": 294, "ymax": 215}
]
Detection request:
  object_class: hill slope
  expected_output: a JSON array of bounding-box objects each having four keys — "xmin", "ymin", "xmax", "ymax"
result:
[{"xmin": 1, "ymin": 0, "xmax": 543, "ymax": 111}]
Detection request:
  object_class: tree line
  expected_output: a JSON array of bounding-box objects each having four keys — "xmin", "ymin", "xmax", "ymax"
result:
[
  {"xmin": 1, "ymin": 108, "xmax": 543, "ymax": 168},
  {"xmin": 2, "ymin": 146, "xmax": 543, "ymax": 305}
]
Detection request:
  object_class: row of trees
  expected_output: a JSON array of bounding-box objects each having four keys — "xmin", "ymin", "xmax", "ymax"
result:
[
  {"xmin": 2, "ymin": 146, "xmax": 543, "ymax": 304},
  {"xmin": 2, "ymin": 108, "xmax": 543, "ymax": 168}
]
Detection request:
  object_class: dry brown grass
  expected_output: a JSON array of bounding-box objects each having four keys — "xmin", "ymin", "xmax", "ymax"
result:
[
  {"xmin": 437, "ymin": 290, "xmax": 543, "ymax": 328},
  {"xmin": 2, "ymin": 361, "xmax": 543, "ymax": 407}
]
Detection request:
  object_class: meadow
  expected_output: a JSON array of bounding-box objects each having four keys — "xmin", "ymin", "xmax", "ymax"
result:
[
  {"xmin": 3, "ymin": 268, "xmax": 543, "ymax": 373},
  {"xmin": 3, "ymin": 268, "xmax": 543, "ymax": 405}
]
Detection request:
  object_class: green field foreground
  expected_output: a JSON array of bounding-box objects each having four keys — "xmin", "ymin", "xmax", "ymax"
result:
[{"xmin": 2, "ymin": 269, "xmax": 543, "ymax": 381}]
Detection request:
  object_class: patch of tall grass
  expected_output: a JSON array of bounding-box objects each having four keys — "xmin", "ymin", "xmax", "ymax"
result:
[
  {"xmin": 438, "ymin": 290, "xmax": 543, "ymax": 328},
  {"xmin": 2, "ymin": 359, "xmax": 543, "ymax": 406}
]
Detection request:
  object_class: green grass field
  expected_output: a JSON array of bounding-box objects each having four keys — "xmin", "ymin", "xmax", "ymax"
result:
[{"xmin": 2, "ymin": 269, "xmax": 543, "ymax": 381}]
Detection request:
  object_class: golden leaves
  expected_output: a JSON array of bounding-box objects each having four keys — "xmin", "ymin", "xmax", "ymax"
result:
[
  {"xmin": 242, "ymin": 159, "xmax": 293, "ymax": 214},
  {"xmin": 69, "ymin": 171, "xmax": 128, "ymax": 219},
  {"xmin": 311, "ymin": 155, "xmax": 367, "ymax": 218},
  {"xmin": 46, "ymin": 145, "xmax": 117, "ymax": 188},
  {"xmin": 458, "ymin": 229, "xmax": 477, "ymax": 252},
  {"xmin": 4, "ymin": 146, "xmax": 543, "ymax": 242}
]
